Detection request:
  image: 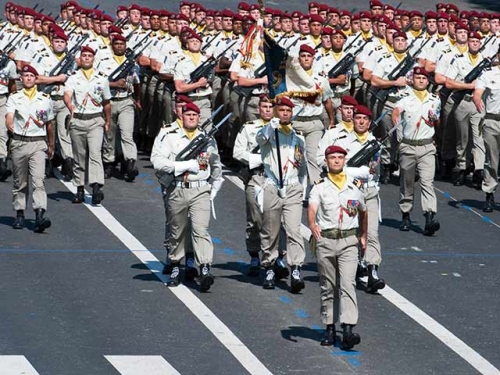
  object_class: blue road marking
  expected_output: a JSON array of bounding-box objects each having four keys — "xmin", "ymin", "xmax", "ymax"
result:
[
  {"xmin": 223, "ymin": 248, "xmax": 235, "ymax": 255},
  {"xmin": 482, "ymin": 216, "xmax": 493, "ymax": 223},
  {"xmin": 295, "ymin": 309, "xmax": 310, "ymax": 318},
  {"xmin": 331, "ymin": 350, "xmax": 361, "ymax": 356},
  {"xmin": 311, "ymin": 324, "xmax": 324, "ymax": 332},
  {"xmin": 144, "ymin": 179, "xmax": 155, "ymax": 185},
  {"xmin": 137, "ymin": 173, "xmax": 148, "ymax": 178},
  {"xmin": 385, "ymin": 251, "xmax": 500, "ymax": 258},
  {"xmin": 154, "ymin": 187, "xmax": 161, "ymax": 193},
  {"xmin": 212, "ymin": 237, "xmax": 222, "ymax": 244},
  {"xmin": 348, "ymin": 358, "xmax": 361, "ymax": 366},
  {"xmin": 280, "ymin": 296, "xmax": 292, "ymax": 304},
  {"xmin": 442, "ymin": 192, "xmax": 451, "ymax": 199},
  {"xmin": 462, "ymin": 204, "xmax": 472, "ymax": 211}
]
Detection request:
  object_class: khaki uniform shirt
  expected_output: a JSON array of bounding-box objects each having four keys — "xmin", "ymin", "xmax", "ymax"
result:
[{"xmin": 6, "ymin": 90, "xmax": 54, "ymax": 137}]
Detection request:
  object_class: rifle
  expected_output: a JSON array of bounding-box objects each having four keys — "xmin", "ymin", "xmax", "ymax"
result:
[
  {"xmin": 0, "ymin": 31, "xmax": 25, "ymax": 69},
  {"xmin": 115, "ymin": 16, "xmax": 129, "ymax": 28},
  {"xmin": 343, "ymin": 32, "xmax": 362, "ymax": 54},
  {"xmin": 347, "ymin": 120, "xmax": 399, "ymax": 168},
  {"xmin": 108, "ymin": 39, "xmax": 153, "ymax": 82},
  {"xmin": 201, "ymin": 30, "xmax": 222, "ymax": 54},
  {"xmin": 372, "ymin": 36, "xmax": 432, "ymax": 102},
  {"xmin": 188, "ymin": 41, "xmax": 237, "ymax": 84},
  {"xmin": 328, "ymin": 37, "xmax": 372, "ymax": 79}
]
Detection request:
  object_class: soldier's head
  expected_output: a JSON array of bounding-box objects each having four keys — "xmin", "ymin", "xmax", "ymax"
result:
[
  {"xmin": 425, "ymin": 12, "xmax": 438, "ymax": 35},
  {"xmin": 324, "ymin": 145, "xmax": 347, "ymax": 173},
  {"xmin": 437, "ymin": 13, "xmax": 449, "ymax": 35},
  {"xmin": 298, "ymin": 44, "xmax": 315, "ymax": 71},
  {"xmin": 111, "ymin": 34, "xmax": 127, "ymax": 56},
  {"xmin": 258, "ymin": 94, "xmax": 274, "ymax": 121},
  {"xmin": 116, "ymin": 5, "xmax": 128, "ymax": 20},
  {"xmin": 249, "ymin": 5, "xmax": 261, "ymax": 22},
  {"xmin": 205, "ymin": 10, "xmax": 215, "ymax": 31},
  {"xmin": 479, "ymin": 13, "xmax": 491, "ymax": 34},
  {"xmin": 409, "ymin": 11, "xmax": 424, "ymax": 31},
  {"xmin": 194, "ymin": 5, "xmax": 206, "ymax": 26},
  {"xmin": 331, "ymin": 29, "xmax": 347, "ymax": 52},
  {"xmin": 51, "ymin": 31, "xmax": 68, "ymax": 54},
  {"xmin": 179, "ymin": 2, "xmax": 191, "ymax": 18},
  {"xmin": 376, "ymin": 16, "xmax": 390, "ymax": 38},
  {"xmin": 309, "ymin": 15, "xmax": 323, "ymax": 37},
  {"xmin": 129, "ymin": 4, "xmax": 142, "ymax": 25},
  {"xmin": 159, "ymin": 11, "xmax": 170, "ymax": 32},
  {"xmin": 275, "ymin": 97, "xmax": 294, "ymax": 124},
  {"xmin": 140, "ymin": 10, "xmax": 151, "ymax": 30},
  {"xmin": 20, "ymin": 65, "xmax": 38, "ymax": 89},
  {"xmin": 320, "ymin": 27, "xmax": 333, "ymax": 50},
  {"xmin": 214, "ymin": 13, "xmax": 223, "ymax": 31},
  {"xmin": 232, "ymin": 15, "xmax": 243, "ymax": 35},
  {"xmin": 351, "ymin": 14, "xmax": 361, "ymax": 33},
  {"xmin": 150, "ymin": 10, "xmax": 161, "ymax": 31},
  {"xmin": 385, "ymin": 23, "xmax": 399, "ymax": 46},
  {"xmin": 353, "ymin": 105, "xmax": 372, "ymax": 134},
  {"xmin": 467, "ymin": 31, "xmax": 482, "ymax": 54},
  {"xmin": 181, "ymin": 102, "xmax": 201, "ymax": 129},
  {"xmin": 221, "ymin": 11, "xmax": 233, "ymax": 32},
  {"xmin": 281, "ymin": 14, "xmax": 293, "ymax": 33},
  {"xmin": 80, "ymin": 46, "xmax": 96, "ymax": 69},
  {"xmin": 174, "ymin": 95, "xmax": 193, "ymax": 119},
  {"xmin": 392, "ymin": 31, "xmax": 408, "ymax": 53},
  {"xmin": 339, "ymin": 10, "xmax": 352, "ymax": 29},
  {"xmin": 359, "ymin": 12, "xmax": 372, "ymax": 33},
  {"xmin": 299, "ymin": 15, "xmax": 310, "ymax": 35},
  {"xmin": 328, "ymin": 8, "xmax": 340, "ymax": 27},
  {"xmin": 412, "ymin": 67, "xmax": 429, "ymax": 90},
  {"xmin": 22, "ymin": 8, "xmax": 35, "ymax": 31},
  {"xmin": 100, "ymin": 14, "xmax": 114, "ymax": 37},
  {"xmin": 490, "ymin": 14, "xmax": 500, "ymax": 34},
  {"xmin": 186, "ymin": 30, "xmax": 202, "ymax": 52},
  {"xmin": 41, "ymin": 16, "xmax": 55, "ymax": 36},
  {"xmin": 370, "ymin": 0, "xmax": 384, "ymax": 17},
  {"xmin": 340, "ymin": 95, "xmax": 358, "ymax": 122},
  {"xmin": 384, "ymin": 5, "xmax": 396, "ymax": 21},
  {"xmin": 455, "ymin": 22, "xmax": 469, "ymax": 43},
  {"xmin": 242, "ymin": 16, "xmax": 256, "ymax": 34}
]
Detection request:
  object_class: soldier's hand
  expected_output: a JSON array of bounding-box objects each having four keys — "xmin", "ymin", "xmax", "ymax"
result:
[
  {"xmin": 47, "ymin": 144, "xmax": 54, "ymax": 160},
  {"xmin": 394, "ymin": 76, "xmax": 407, "ymax": 87},
  {"xmin": 134, "ymin": 99, "xmax": 142, "ymax": 110},
  {"xmin": 359, "ymin": 235, "xmax": 367, "ymax": 254},
  {"xmin": 310, "ymin": 224, "xmax": 322, "ymax": 240},
  {"xmin": 104, "ymin": 121, "xmax": 110, "ymax": 133},
  {"xmin": 269, "ymin": 117, "xmax": 280, "ymax": 129},
  {"xmin": 116, "ymin": 79, "xmax": 127, "ymax": 89},
  {"xmin": 198, "ymin": 77, "xmax": 208, "ymax": 88},
  {"xmin": 57, "ymin": 74, "xmax": 67, "ymax": 83},
  {"xmin": 7, "ymin": 123, "xmax": 14, "ymax": 133}
]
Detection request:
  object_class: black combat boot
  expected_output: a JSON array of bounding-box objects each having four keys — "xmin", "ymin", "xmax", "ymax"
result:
[
  {"xmin": 61, "ymin": 158, "xmax": 74, "ymax": 181},
  {"xmin": 341, "ymin": 324, "xmax": 361, "ymax": 350},
  {"xmin": 320, "ymin": 324, "xmax": 336, "ymax": 346},
  {"xmin": 263, "ymin": 267, "xmax": 275, "ymax": 290},
  {"xmin": 454, "ymin": 170, "xmax": 466, "ymax": 186},
  {"xmin": 290, "ymin": 265, "xmax": 305, "ymax": 294},
  {"xmin": 185, "ymin": 256, "xmax": 199, "ymax": 281},
  {"xmin": 12, "ymin": 210, "xmax": 25, "ymax": 229},
  {"xmin": 483, "ymin": 193, "xmax": 494, "ymax": 213},
  {"xmin": 356, "ymin": 260, "xmax": 368, "ymax": 279},
  {"xmin": 91, "ymin": 183, "xmax": 104, "ymax": 205},
  {"xmin": 381, "ymin": 164, "xmax": 391, "ymax": 184},
  {"xmin": 34, "ymin": 208, "xmax": 51, "ymax": 233},
  {"xmin": 165, "ymin": 263, "xmax": 180, "ymax": 287},
  {"xmin": 273, "ymin": 256, "xmax": 289, "ymax": 280},
  {"xmin": 103, "ymin": 163, "xmax": 114, "ymax": 179},
  {"xmin": 366, "ymin": 265, "xmax": 385, "ymax": 293},
  {"xmin": 400, "ymin": 213, "xmax": 411, "ymax": 231},
  {"xmin": 247, "ymin": 255, "xmax": 260, "ymax": 277},
  {"xmin": 72, "ymin": 186, "xmax": 85, "ymax": 204},
  {"xmin": 124, "ymin": 159, "xmax": 139, "ymax": 182},
  {"xmin": 423, "ymin": 212, "xmax": 440, "ymax": 236},
  {"xmin": 0, "ymin": 158, "xmax": 12, "ymax": 181},
  {"xmin": 472, "ymin": 170, "xmax": 483, "ymax": 190},
  {"xmin": 199, "ymin": 264, "xmax": 214, "ymax": 292}
]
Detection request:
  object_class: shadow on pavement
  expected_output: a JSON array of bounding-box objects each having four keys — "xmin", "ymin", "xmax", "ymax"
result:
[
  {"xmin": 47, "ymin": 190, "xmax": 74, "ymax": 202},
  {"xmin": 281, "ymin": 326, "xmax": 323, "ymax": 343}
]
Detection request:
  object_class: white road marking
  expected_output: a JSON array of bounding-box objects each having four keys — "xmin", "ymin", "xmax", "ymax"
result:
[
  {"xmin": 453, "ymin": 273, "xmax": 462, "ymax": 278},
  {"xmin": 224, "ymin": 173, "xmax": 500, "ymax": 375},
  {"xmin": 105, "ymin": 356, "xmax": 181, "ymax": 375},
  {"xmin": 55, "ymin": 171, "xmax": 273, "ymax": 375},
  {"xmin": 0, "ymin": 356, "xmax": 40, "ymax": 375},
  {"xmin": 411, "ymin": 246, "xmax": 422, "ymax": 252}
]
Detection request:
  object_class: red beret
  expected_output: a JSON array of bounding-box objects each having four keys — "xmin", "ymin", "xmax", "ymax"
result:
[
  {"xmin": 140, "ymin": 8, "xmax": 151, "ymax": 16},
  {"xmin": 22, "ymin": 64, "xmax": 39, "ymax": 77},
  {"xmin": 101, "ymin": 14, "xmax": 114, "ymax": 23},
  {"xmin": 238, "ymin": 2, "xmax": 251, "ymax": 11},
  {"xmin": 299, "ymin": 44, "xmax": 316, "ymax": 55},
  {"xmin": 108, "ymin": 25, "xmax": 123, "ymax": 34},
  {"xmin": 259, "ymin": 93, "xmax": 273, "ymax": 103},
  {"xmin": 446, "ymin": 3, "xmax": 459, "ymax": 12},
  {"xmin": 243, "ymin": 15, "xmax": 256, "ymax": 22},
  {"xmin": 112, "ymin": 34, "xmax": 126, "ymax": 42},
  {"xmin": 425, "ymin": 11, "xmax": 438, "ymax": 20},
  {"xmin": 370, "ymin": 0, "xmax": 384, "ymax": 7},
  {"xmin": 179, "ymin": 1, "xmax": 191, "ymax": 7},
  {"xmin": 183, "ymin": 102, "xmax": 200, "ymax": 114},
  {"xmin": 81, "ymin": 45, "xmax": 96, "ymax": 55},
  {"xmin": 52, "ymin": 30, "xmax": 68, "ymax": 41},
  {"xmin": 309, "ymin": 2, "xmax": 319, "ymax": 9},
  {"xmin": 264, "ymin": 7, "xmax": 273, "ymax": 15},
  {"xmin": 291, "ymin": 11, "xmax": 303, "ymax": 18},
  {"xmin": 249, "ymin": 4, "xmax": 259, "ymax": 11},
  {"xmin": 116, "ymin": 5, "xmax": 128, "ymax": 12},
  {"xmin": 479, "ymin": 12, "xmax": 490, "ymax": 19},
  {"xmin": 34, "ymin": 12, "xmax": 43, "ymax": 21},
  {"xmin": 341, "ymin": 95, "xmax": 358, "ymax": 106},
  {"xmin": 272, "ymin": 10, "xmax": 282, "ymax": 17},
  {"xmin": 325, "ymin": 145, "xmax": 347, "ymax": 156},
  {"xmin": 49, "ymin": 24, "xmax": 65, "ymax": 34},
  {"xmin": 276, "ymin": 96, "xmax": 295, "ymax": 108},
  {"xmin": 359, "ymin": 11, "xmax": 372, "ymax": 20},
  {"xmin": 409, "ymin": 10, "xmax": 423, "ymax": 18},
  {"xmin": 149, "ymin": 9, "xmax": 161, "ymax": 17},
  {"xmin": 413, "ymin": 66, "xmax": 429, "ymax": 78},
  {"xmin": 318, "ymin": 4, "xmax": 330, "ymax": 13},
  {"xmin": 129, "ymin": 4, "xmax": 142, "ymax": 11},
  {"xmin": 332, "ymin": 29, "xmax": 347, "ymax": 38},
  {"xmin": 351, "ymin": 14, "xmax": 360, "ymax": 21},
  {"xmin": 469, "ymin": 10, "xmax": 480, "ymax": 18},
  {"xmin": 339, "ymin": 10, "xmax": 351, "ymax": 18},
  {"xmin": 468, "ymin": 31, "xmax": 482, "ymax": 40},
  {"xmin": 221, "ymin": 9, "xmax": 234, "ymax": 18},
  {"xmin": 195, "ymin": 5, "xmax": 206, "ymax": 13},
  {"xmin": 491, "ymin": 13, "xmax": 500, "ymax": 20},
  {"xmin": 309, "ymin": 14, "xmax": 324, "ymax": 24},
  {"xmin": 459, "ymin": 11, "xmax": 469, "ymax": 19},
  {"xmin": 449, "ymin": 15, "xmax": 459, "ymax": 23},
  {"xmin": 384, "ymin": 4, "xmax": 396, "ymax": 11},
  {"xmin": 175, "ymin": 94, "xmax": 192, "ymax": 104},
  {"xmin": 322, "ymin": 26, "xmax": 334, "ymax": 35},
  {"xmin": 160, "ymin": 10, "xmax": 171, "ymax": 17},
  {"xmin": 187, "ymin": 29, "xmax": 202, "ymax": 42},
  {"xmin": 437, "ymin": 12, "xmax": 450, "ymax": 20},
  {"xmin": 455, "ymin": 22, "xmax": 469, "ymax": 31},
  {"xmin": 281, "ymin": 13, "xmax": 292, "ymax": 20},
  {"xmin": 377, "ymin": 15, "xmax": 391, "ymax": 24},
  {"xmin": 354, "ymin": 105, "xmax": 372, "ymax": 117},
  {"xmin": 232, "ymin": 14, "xmax": 245, "ymax": 22},
  {"xmin": 387, "ymin": 22, "xmax": 400, "ymax": 31},
  {"xmin": 65, "ymin": 1, "xmax": 78, "ymax": 8},
  {"xmin": 177, "ymin": 13, "xmax": 191, "ymax": 22},
  {"xmin": 393, "ymin": 31, "xmax": 408, "ymax": 39},
  {"xmin": 22, "ymin": 8, "xmax": 37, "ymax": 17},
  {"xmin": 436, "ymin": 3, "xmax": 446, "ymax": 9}
]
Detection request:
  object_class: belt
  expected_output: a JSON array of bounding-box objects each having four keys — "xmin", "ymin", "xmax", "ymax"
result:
[
  {"xmin": 321, "ymin": 228, "xmax": 358, "ymax": 240},
  {"xmin": 73, "ymin": 112, "xmax": 103, "ymax": 120},
  {"xmin": 190, "ymin": 95, "xmax": 210, "ymax": 102},
  {"xmin": 111, "ymin": 95, "xmax": 132, "ymax": 102},
  {"xmin": 173, "ymin": 180, "xmax": 209, "ymax": 188},
  {"xmin": 294, "ymin": 115, "xmax": 321, "ymax": 121},
  {"xmin": 12, "ymin": 134, "xmax": 46, "ymax": 142},
  {"xmin": 402, "ymin": 138, "xmax": 433, "ymax": 146},
  {"xmin": 0, "ymin": 93, "xmax": 8, "ymax": 98},
  {"xmin": 484, "ymin": 113, "xmax": 500, "ymax": 121},
  {"xmin": 51, "ymin": 95, "xmax": 64, "ymax": 101}
]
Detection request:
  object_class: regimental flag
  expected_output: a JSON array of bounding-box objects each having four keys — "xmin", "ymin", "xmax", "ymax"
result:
[{"xmin": 263, "ymin": 31, "xmax": 288, "ymax": 99}]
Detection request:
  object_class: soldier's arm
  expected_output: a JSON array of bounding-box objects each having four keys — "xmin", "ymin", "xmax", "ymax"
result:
[
  {"xmin": 219, "ymin": 56, "xmax": 232, "ymax": 70},
  {"xmin": 63, "ymin": 90, "xmax": 75, "ymax": 115},
  {"xmin": 5, "ymin": 112, "xmax": 14, "ymax": 133},
  {"xmin": 445, "ymin": 77, "xmax": 474, "ymax": 91},
  {"xmin": 45, "ymin": 120, "xmax": 55, "ymax": 159},
  {"xmin": 174, "ymin": 77, "xmax": 208, "ymax": 93},
  {"xmin": 8, "ymin": 79, "xmax": 16, "ymax": 94},
  {"xmin": 358, "ymin": 207, "xmax": 368, "ymax": 253},
  {"xmin": 237, "ymin": 74, "xmax": 267, "ymax": 87},
  {"xmin": 392, "ymin": 107, "xmax": 402, "ymax": 126},
  {"xmin": 434, "ymin": 72, "xmax": 446, "ymax": 85},
  {"xmin": 473, "ymin": 87, "xmax": 485, "ymax": 113},
  {"xmin": 324, "ymin": 97, "xmax": 335, "ymax": 129},
  {"xmin": 103, "ymin": 100, "xmax": 111, "ymax": 132},
  {"xmin": 307, "ymin": 198, "xmax": 321, "ymax": 240},
  {"xmin": 329, "ymin": 74, "xmax": 347, "ymax": 85},
  {"xmin": 36, "ymin": 74, "xmax": 67, "ymax": 85},
  {"xmin": 371, "ymin": 73, "xmax": 406, "ymax": 88}
]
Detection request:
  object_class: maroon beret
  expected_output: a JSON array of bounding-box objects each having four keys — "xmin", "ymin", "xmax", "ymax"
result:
[
  {"xmin": 108, "ymin": 25, "xmax": 123, "ymax": 34},
  {"xmin": 325, "ymin": 145, "xmax": 347, "ymax": 156},
  {"xmin": 281, "ymin": 13, "xmax": 292, "ymax": 20},
  {"xmin": 318, "ymin": 4, "xmax": 330, "ymax": 13},
  {"xmin": 354, "ymin": 105, "xmax": 372, "ymax": 117},
  {"xmin": 341, "ymin": 95, "xmax": 358, "ymax": 106},
  {"xmin": 425, "ymin": 11, "xmax": 438, "ymax": 20},
  {"xmin": 259, "ymin": 93, "xmax": 273, "ymax": 103},
  {"xmin": 409, "ymin": 10, "xmax": 423, "ymax": 18},
  {"xmin": 436, "ymin": 2, "xmax": 446, "ymax": 9},
  {"xmin": 459, "ymin": 11, "xmax": 469, "ymax": 19},
  {"xmin": 370, "ymin": 0, "xmax": 384, "ymax": 7},
  {"xmin": 384, "ymin": 4, "xmax": 396, "ymax": 11},
  {"xmin": 177, "ymin": 13, "xmax": 191, "ymax": 22},
  {"xmin": 449, "ymin": 15, "xmax": 460, "ymax": 23},
  {"xmin": 129, "ymin": 4, "xmax": 142, "ymax": 12},
  {"xmin": 309, "ymin": 14, "xmax": 324, "ymax": 24},
  {"xmin": 232, "ymin": 14, "xmax": 245, "ymax": 22},
  {"xmin": 299, "ymin": 44, "xmax": 316, "ymax": 55},
  {"xmin": 491, "ymin": 13, "xmax": 500, "ymax": 20},
  {"xmin": 393, "ymin": 30, "xmax": 408, "ymax": 39},
  {"xmin": 195, "ymin": 5, "xmax": 206, "ymax": 13},
  {"xmin": 101, "ymin": 14, "xmax": 114, "ymax": 23},
  {"xmin": 331, "ymin": 29, "xmax": 347, "ymax": 38},
  {"xmin": 339, "ymin": 10, "xmax": 351, "ymax": 18},
  {"xmin": 468, "ymin": 31, "xmax": 482, "ymax": 40},
  {"xmin": 187, "ymin": 29, "xmax": 203, "ymax": 41},
  {"xmin": 322, "ymin": 26, "xmax": 334, "ymax": 35},
  {"xmin": 116, "ymin": 5, "xmax": 128, "ymax": 13},
  {"xmin": 359, "ymin": 11, "xmax": 372, "ymax": 20},
  {"xmin": 351, "ymin": 13, "xmax": 360, "ymax": 21},
  {"xmin": 455, "ymin": 22, "xmax": 469, "ymax": 31},
  {"xmin": 81, "ymin": 45, "xmax": 96, "ymax": 55},
  {"xmin": 276, "ymin": 96, "xmax": 295, "ymax": 108},
  {"xmin": 243, "ymin": 15, "xmax": 256, "ymax": 22},
  {"xmin": 386, "ymin": 22, "xmax": 400, "ymax": 31},
  {"xmin": 291, "ymin": 11, "xmax": 303, "ymax": 18},
  {"xmin": 469, "ymin": 10, "xmax": 480, "ymax": 18},
  {"xmin": 52, "ymin": 30, "xmax": 69, "ymax": 41},
  {"xmin": 446, "ymin": 3, "xmax": 459, "ymax": 12},
  {"xmin": 413, "ymin": 66, "xmax": 429, "ymax": 78},
  {"xmin": 112, "ymin": 34, "xmax": 126, "ymax": 42},
  {"xmin": 377, "ymin": 15, "xmax": 391, "ymax": 24},
  {"xmin": 238, "ymin": 2, "xmax": 251, "ymax": 11},
  {"xmin": 309, "ymin": 2, "xmax": 319, "ymax": 9},
  {"xmin": 437, "ymin": 12, "xmax": 450, "ymax": 20},
  {"xmin": 221, "ymin": 9, "xmax": 234, "ymax": 18},
  {"xmin": 176, "ymin": 94, "xmax": 193, "ymax": 104},
  {"xmin": 179, "ymin": 1, "xmax": 191, "ymax": 7},
  {"xmin": 22, "ymin": 64, "xmax": 39, "ymax": 77},
  {"xmin": 183, "ymin": 102, "xmax": 200, "ymax": 114},
  {"xmin": 272, "ymin": 10, "xmax": 282, "ymax": 17}
]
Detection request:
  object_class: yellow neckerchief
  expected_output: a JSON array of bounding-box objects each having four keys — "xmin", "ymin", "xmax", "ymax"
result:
[
  {"xmin": 113, "ymin": 53, "xmax": 126, "ymax": 65},
  {"xmin": 409, "ymin": 29, "xmax": 422, "ymax": 38},
  {"xmin": 413, "ymin": 88, "xmax": 428, "ymax": 102},
  {"xmin": 279, "ymin": 124, "xmax": 292, "ymax": 134},
  {"xmin": 185, "ymin": 51, "xmax": 201, "ymax": 66},
  {"xmin": 321, "ymin": 47, "xmax": 330, "ymax": 56},
  {"xmin": 378, "ymin": 37, "xmax": 387, "ymax": 47},
  {"xmin": 387, "ymin": 44, "xmax": 394, "ymax": 53},
  {"xmin": 310, "ymin": 34, "xmax": 321, "ymax": 46},
  {"xmin": 438, "ymin": 32, "xmax": 447, "ymax": 38},
  {"xmin": 184, "ymin": 127, "xmax": 197, "ymax": 140},
  {"xmin": 223, "ymin": 30, "xmax": 233, "ymax": 39},
  {"xmin": 344, "ymin": 28, "xmax": 352, "ymax": 36},
  {"xmin": 327, "ymin": 171, "xmax": 347, "ymax": 190},
  {"xmin": 480, "ymin": 31, "xmax": 490, "ymax": 38},
  {"xmin": 54, "ymin": 51, "xmax": 66, "ymax": 61},
  {"xmin": 305, "ymin": 68, "xmax": 313, "ymax": 76},
  {"xmin": 100, "ymin": 35, "xmax": 111, "ymax": 46},
  {"xmin": 468, "ymin": 52, "xmax": 479, "ymax": 66},
  {"xmin": 361, "ymin": 30, "xmax": 372, "ymax": 40},
  {"xmin": 355, "ymin": 131, "xmax": 369, "ymax": 143},
  {"xmin": 457, "ymin": 44, "xmax": 467, "ymax": 54},
  {"xmin": 342, "ymin": 120, "xmax": 354, "ymax": 132},
  {"xmin": 81, "ymin": 67, "xmax": 94, "ymax": 81},
  {"xmin": 23, "ymin": 87, "xmax": 37, "ymax": 100},
  {"xmin": 333, "ymin": 51, "xmax": 343, "ymax": 61},
  {"xmin": 448, "ymin": 36, "xmax": 456, "ymax": 46},
  {"xmin": 176, "ymin": 119, "xmax": 183, "ymax": 128},
  {"xmin": 394, "ymin": 51, "xmax": 406, "ymax": 62},
  {"xmin": 159, "ymin": 29, "xmax": 167, "ymax": 37},
  {"xmin": 41, "ymin": 34, "xmax": 51, "ymax": 47}
]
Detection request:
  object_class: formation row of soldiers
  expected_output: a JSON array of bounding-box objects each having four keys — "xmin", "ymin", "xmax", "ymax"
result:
[{"xmin": 1, "ymin": 0, "xmax": 499, "ymax": 349}]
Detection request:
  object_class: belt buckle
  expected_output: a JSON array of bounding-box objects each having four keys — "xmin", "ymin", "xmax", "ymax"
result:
[{"xmin": 332, "ymin": 229, "xmax": 341, "ymax": 239}]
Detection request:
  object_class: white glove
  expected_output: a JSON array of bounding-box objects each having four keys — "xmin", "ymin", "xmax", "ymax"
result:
[
  {"xmin": 345, "ymin": 165, "xmax": 370, "ymax": 180},
  {"xmin": 210, "ymin": 178, "xmax": 224, "ymax": 200},
  {"xmin": 248, "ymin": 153, "xmax": 263, "ymax": 169},
  {"xmin": 263, "ymin": 118, "xmax": 280, "ymax": 140},
  {"xmin": 174, "ymin": 160, "xmax": 200, "ymax": 176},
  {"xmin": 270, "ymin": 117, "xmax": 280, "ymax": 129}
]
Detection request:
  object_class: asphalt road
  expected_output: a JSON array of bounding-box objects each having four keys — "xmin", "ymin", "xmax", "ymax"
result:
[{"xmin": 1, "ymin": 151, "xmax": 499, "ymax": 374}]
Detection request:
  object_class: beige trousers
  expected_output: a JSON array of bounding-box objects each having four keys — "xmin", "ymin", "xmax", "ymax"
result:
[
  {"xmin": 103, "ymin": 98, "xmax": 137, "ymax": 163},
  {"xmin": 482, "ymin": 118, "xmax": 500, "ymax": 194},
  {"xmin": 292, "ymin": 118, "xmax": 324, "ymax": 185},
  {"xmin": 363, "ymin": 186, "xmax": 381, "ymax": 266},
  {"xmin": 52, "ymin": 99, "xmax": 73, "ymax": 159}
]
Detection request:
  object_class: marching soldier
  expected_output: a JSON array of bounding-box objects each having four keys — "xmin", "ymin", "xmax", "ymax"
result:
[
  {"xmin": 63, "ymin": 46, "xmax": 111, "ymax": 205},
  {"xmin": 150, "ymin": 102, "xmax": 223, "ymax": 292},
  {"xmin": 392, "ymin": 67, "xmax": 441, "ymax": 235},
  {"xmin": 307, "ymin": 144, "xmax": 367, "ymax": 349},
  {"xmin": 473, "ymin": 47, "xmax": 500, "ymax": 212},
  {"xmin": 6, "ymin": 65, "xmax": 54, "ymax": 232},
  {"xmin": 255, "ymin": 97, "xmax": 307, "ymax": 293}
]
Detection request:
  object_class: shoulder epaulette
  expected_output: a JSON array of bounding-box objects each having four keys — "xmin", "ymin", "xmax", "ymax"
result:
[
  {"xmin": 430, "ymin": 92, "xmax": 439, "ymax": 99},
  {"xmin": 98, "ymin": 71, "xmax": 106, "ymax": 76},
  {"xmin": 42, "ymin": 93, "xmax": 51, "ymax": 98},
  {"xmin": 383, "ymin": 52, "xmax": 392, "ymax": 58},
  {"xmin": 353, "ymin": 178, "xmax": 363, "ymax": 189},
  {"xmin": 375, "ymin": 45, "xmax": 383, "ymax": 51},
  {"xmin": 314, "ymin": 178, "xmax": 324, "ymax": 185},
  {"xmin": 245, "ymin": 120, "xmax": 258, "ymax": 125},
  {"xmin": 456, "ymin": 53, "xmax": 464, "ymax": 58}
]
